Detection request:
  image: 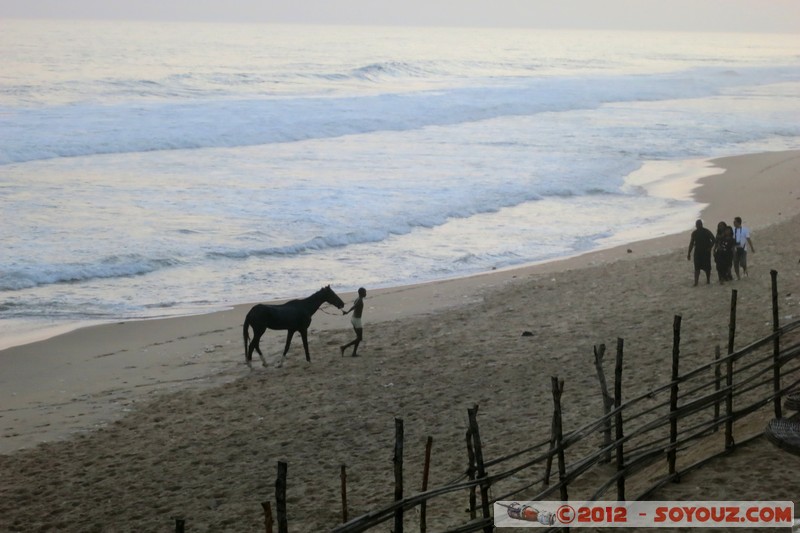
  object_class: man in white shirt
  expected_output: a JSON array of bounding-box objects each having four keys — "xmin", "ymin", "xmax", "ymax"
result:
[{"xmin": 732, "ymin": 216, "xmax": 755, "ymax": 279}]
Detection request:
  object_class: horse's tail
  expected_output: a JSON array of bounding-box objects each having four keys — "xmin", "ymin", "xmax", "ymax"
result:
[{"xmin": 243, "ymin": 312, "xmax": 251, "ymax": 360}]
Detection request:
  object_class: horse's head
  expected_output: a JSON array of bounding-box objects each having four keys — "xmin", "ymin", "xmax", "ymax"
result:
[{"xmin": 323, "ymin": 285, "xmax": 345, "ymax": 309}]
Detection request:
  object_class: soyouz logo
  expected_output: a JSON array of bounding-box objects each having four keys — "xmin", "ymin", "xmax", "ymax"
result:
[
  {"xmin": 494, "ymin": 501, "xmax": 795, "ymax": 528},
  {"xmin": 504, "ymin": 502, "xmax": 556, "ymax": 525}
]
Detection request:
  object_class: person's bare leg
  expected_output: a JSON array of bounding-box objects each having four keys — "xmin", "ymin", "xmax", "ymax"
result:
[
  {"xmin": 350, "ymin": 328, "xmax": 363, "ymax": 357},
  {"xmin": 341, "ymin": 326, "xmax": 359, "ymax": 356}
]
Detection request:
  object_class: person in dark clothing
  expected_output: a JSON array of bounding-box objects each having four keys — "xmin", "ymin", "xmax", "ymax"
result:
[
  {"xmin": 713, "ymin": 221, "xmax": 733, "ymax": 281},
  {"xmin": 715, "ymin": 225, "xmax": 737, "ymax": 284},
  {"xmin": 687, "ymin": 219, "xmax": 716, "ymax": 286}
]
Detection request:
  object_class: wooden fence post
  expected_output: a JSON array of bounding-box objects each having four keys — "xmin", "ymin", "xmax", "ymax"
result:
[
  {"xmin": 726, "ymin": 291, "xmax": 737, "ymax": 450},
  {"xmin": 593, "ymin": 343, "xmax": 613, "ymax": 463},
  {"xmin": 543, "ymin": 412, "xmax": 556, "ymax": 488},
  {"xmin": 550, "ymin": 376, "xmax": 568, "ymax": 502},
  {"xmin": 340, "ymin": 465, "xmax": 348, "ymax": 524},
  {"xmin": 614, "ymin": 338, "xmax": 626, "ymax": 501},
  {"xmin": 728, "ymin": 290, "xmax": 737, "ymax": 355},
  {"xmin": 262, "ymin": 501, "xmax": 273, "ymax": 533},
  {"xmin": 725, "ymin": 355, "xmax": 735, "ymax": 450},
  {"xmin": 276, "ymin": 461, "xmax": 288, "ymax": 533},
  {"xmin": 668, "ymin": 315, "xmax": 681, "ymax": 477},
  {"xmin": 466, "ymin": 427, "xmax": 477, "ymax": 519},
  {"xmin": 771, "ymin": 270, "xmax": 783, "ymax": 419},
  {"xmin": 394, "ymin": 417, "xmax": 404, "ymax": 533},
  {"xmin": 467, "ymin": 406, "xmax": 493, "ymax": 533},
  {"xmin": 713, "ymin": 345, "xmax": 722, "ymax": 432},
  {"xmin": 420, "ymin": 436, "xmax": 433, "ymax": 533}
]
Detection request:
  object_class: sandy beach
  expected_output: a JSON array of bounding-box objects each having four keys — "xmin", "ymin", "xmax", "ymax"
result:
[{"xmin": 1, "ymin": 150, "xmax": 800, "ymax": 531}]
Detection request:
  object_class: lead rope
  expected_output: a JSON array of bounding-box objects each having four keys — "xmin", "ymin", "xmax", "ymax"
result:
[{"xmin": 318, "ymin": 303, "xmax": 343, "ymax": 316}]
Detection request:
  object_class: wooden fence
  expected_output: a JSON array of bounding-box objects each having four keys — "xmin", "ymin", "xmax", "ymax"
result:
[{"xmin": 178, "ymin": 270, "xmax": 800, "ymax": 532}]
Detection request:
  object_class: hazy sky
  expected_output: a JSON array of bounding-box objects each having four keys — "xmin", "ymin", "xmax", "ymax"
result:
[{"xmin": 1, "ymin": 0, "xmax": 798, "ymax": 33}]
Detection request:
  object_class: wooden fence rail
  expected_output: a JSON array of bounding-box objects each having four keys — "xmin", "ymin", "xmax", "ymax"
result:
[
  {"xmin": 320, "ymin": 321, "xmax": 800, "ymax": 532},
  {"xmin": 171, "ymin": 270, "xmax": 800, "ymax": 532},
  {"xmin": 325, "ymin": 271, "xmax": 800, "ymax": 532}
]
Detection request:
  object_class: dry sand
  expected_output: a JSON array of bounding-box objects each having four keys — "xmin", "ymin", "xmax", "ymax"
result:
[{"xmin": 1, "ymin": 150, "xmax": 799, "ymax": 532}]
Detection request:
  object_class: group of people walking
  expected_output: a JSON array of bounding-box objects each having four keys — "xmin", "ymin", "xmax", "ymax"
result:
[{"xmin": 687, "ymin": 217, "xmax": 755, "ymax": 286}]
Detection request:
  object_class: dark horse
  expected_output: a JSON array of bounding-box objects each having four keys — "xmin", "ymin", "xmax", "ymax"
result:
[{"xmin": 243, "ymin": 285, "xmax": 345, "ymax": 368}]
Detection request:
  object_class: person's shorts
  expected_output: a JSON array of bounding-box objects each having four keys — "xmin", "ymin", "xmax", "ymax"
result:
[
  {"xmin": 351, "ymin": 316, "xmax": 363, "ymax": 329},
  {"xmin": 694, "ymin": 254, "xmax": 711, "ymax": 273},
  {"xmin": 735, "ymin": 248, "xmax": 747, "ymax": 268}
]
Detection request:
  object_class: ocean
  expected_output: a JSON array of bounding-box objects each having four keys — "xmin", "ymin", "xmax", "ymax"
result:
[{"xmin": 1, "ymin": 20, "xmax": 799, "ymax": 349}]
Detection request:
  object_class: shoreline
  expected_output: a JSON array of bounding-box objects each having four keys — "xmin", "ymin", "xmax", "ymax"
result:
[
  {"xmin": 1, "ymin": 149, "xmax": 799, "ymax": 531},
  {"xmin": 0, "ymin": 153, "xmax": 778, "ymax": 354},
  {"xmin": 1, "ymin": 150, "xmax": 799, "ymax": 455}
]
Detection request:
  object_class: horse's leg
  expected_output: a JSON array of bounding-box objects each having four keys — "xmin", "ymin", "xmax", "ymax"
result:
[
  {"xmin": 300, "ymin": 329, "xmax": 310, "ymax": 362},
  {"xmin": 256, "ymin": 336, "xmax": 268, "ymax": 368},
  {"xmin": 250, "ymin": 325, "xmax": 267, "ymax": 368},
  {"xmin": 278, "ymin": 330, "xmax": 295, "ymax": 367},
  {"xmin": 243, "ymin": 317, "xmax": 251, "ymax": 368}
]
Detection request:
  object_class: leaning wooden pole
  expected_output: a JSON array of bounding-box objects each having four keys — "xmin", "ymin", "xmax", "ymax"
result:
[
  {"xmin": 614, "ymin": 338, "xmax": 626, "ymax": 501},
  {"xmin": 467, "ymin": 406, "xmax": 493, "ymax": 533},
  {"xmin": 668, "ymin": 315, "xmax": 681, "ymax": 477},
  {"xmin": 394, "ymin": 417, "xmax": 404, "ymax": 533},
  {"xmin": 276, "ymin": 461, "xmax": 288, "ymax": 533},
  {"xmin": 551, "ymin": 376, "xmax": 568, "ymax": 502},
  {"xmin": 771, "ymin": 270, "xmax": 783, "ymax": 419}
]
